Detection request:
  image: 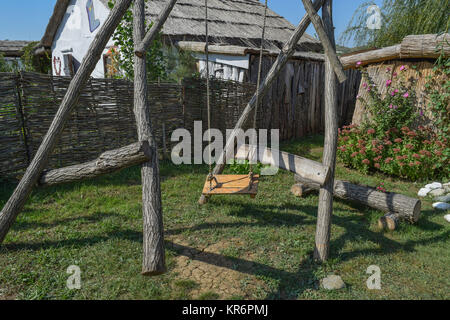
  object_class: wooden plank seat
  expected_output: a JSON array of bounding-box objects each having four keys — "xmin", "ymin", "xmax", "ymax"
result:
[{"xmin": 202, "ymin": 174, "xmax": 259, "ymax": 198}]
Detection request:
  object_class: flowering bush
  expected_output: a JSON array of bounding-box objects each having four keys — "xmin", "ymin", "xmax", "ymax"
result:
[{"xmin": 337, "ymin": 62, "xmax": 449, "ymax": 181}]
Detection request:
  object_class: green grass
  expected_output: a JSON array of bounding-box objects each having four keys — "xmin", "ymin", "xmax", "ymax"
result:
[{"xmin": 0, "ymin": 135, "xmax": 448, "ymax": 300}]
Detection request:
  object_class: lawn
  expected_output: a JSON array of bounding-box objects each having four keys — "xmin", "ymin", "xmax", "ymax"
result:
[{"xmin": 0, "ymin": 135, "xmax": 448, "ymax": 300}]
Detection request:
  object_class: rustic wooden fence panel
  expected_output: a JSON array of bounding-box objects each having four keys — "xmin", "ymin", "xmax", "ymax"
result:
[{"xmin": 0, "ymin": 69, "xmax": 360, "ymax": 179}]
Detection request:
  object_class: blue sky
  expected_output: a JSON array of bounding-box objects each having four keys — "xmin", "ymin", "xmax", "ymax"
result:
[{"xmin": 0, "ymin": 0, "xmax": 383, "ymax": 47}]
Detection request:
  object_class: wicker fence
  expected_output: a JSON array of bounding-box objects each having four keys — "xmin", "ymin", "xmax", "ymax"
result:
[{"xmin": 0, "ymin": 70, "xmax": 359, "ymax": 179}]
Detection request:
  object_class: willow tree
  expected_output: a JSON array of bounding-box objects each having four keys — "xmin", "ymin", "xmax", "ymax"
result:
[{"xmin": 340, "ymin": 0, "xmax": 450, "ymax": 48}]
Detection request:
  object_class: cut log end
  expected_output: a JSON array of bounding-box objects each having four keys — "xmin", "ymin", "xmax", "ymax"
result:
[
  {"xmin": 378, "ymin": 213, "xmax": 401, "ymax": 231},
  {"xmin": 198, "ymin": 195, "xmax": 209, "ymax": 205},
  {"xmin": 291, "ymin": 183, "xmax": 315, "ymax": 198}
]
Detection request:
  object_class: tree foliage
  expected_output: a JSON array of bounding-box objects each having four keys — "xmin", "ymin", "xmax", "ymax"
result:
[
  {"xmin": 340, "ymin": 0, "xmax": 450, "ymax": 48},
  {"xmin": 108, "ymin": 0, "xmax": 166, "ymax": 80}
]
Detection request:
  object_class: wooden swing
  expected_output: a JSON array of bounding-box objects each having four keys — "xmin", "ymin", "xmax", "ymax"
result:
[{"xmin": 201, "ymin": 0, "xmax": 268, "ymax": 199}]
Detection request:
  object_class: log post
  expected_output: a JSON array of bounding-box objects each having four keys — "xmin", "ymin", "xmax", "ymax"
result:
[
  {"xmin": 301, "ymin": 0, "xmax": 346, "ymax": 83},
  {"xmin": 198, "ymin": 0, "xmax": 326, "ymax": 205},
  {"xmin": 314, "ymin": 0, "xmax": 339, "ymax": 262},
  {"xmin": 0, "ymin": 0, "xmax": 132, "ymax": 244},
  {"xmin": 133, "ymin": 0, "xmax": 166, "ymax": 276},
  {"xmin": 39, "ymin": 142, "xmax": 152, "ymax": 186},
  {"xmin": 294, "ymin": 175, "xmax": 422, "ymax": 223}
]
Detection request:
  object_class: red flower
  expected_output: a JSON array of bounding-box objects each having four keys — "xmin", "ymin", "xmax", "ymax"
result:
[
  {"xmin": 405, "ymin": 144, "xmax": 413, "ymax": 150},
  {"xmin": 398, "ymin": 162, "xmax": 405, "ymax": 167},
  {"xmin": 396, "ymin": 156, "xmax": 403, "ymax": 161},
  {"xmin": 409, "ymin": 162, "xmax": 415, "ymax": 167},
  {"xmin": 394, "ymin": 138, "xmax": 403, "ymax": 143},
  {"xmin": 393, "ymin": 148, "xmax": 401, "ymax": 153},
  {"xmin": 374, "ymin": 163, "xmax": 381, "ymax": 169},
  {"xmin": 385, "ymin": 157, "xmax": 393, "ymax": 164},
  {"xmin": 412, "ymin": 154, "xmax": 420, "ymax": 159},
  {"xmin": 367, "ymin": 128, "xmax": 376, "ymax": 135},
  {"xmin": 351, "ymin": 152, "xmax": 358, "ymax": 158},
  {"xmin": 419, "ymin": 150, "xmax": 427, "ymax": 155},
  {"xmin": 362, "ymin": 159, "xmax": 370, "ymax": 165},
  {"xmin": 436, "ymin": 151, "xmax": 443, "ymax": 156},
  {"xmin": 415, "ymin": 161, "xmax": 422, "ymax": 166},
  {"xmin": 385, "ymin": 140, "xmax": 393, "ymax": 146}
]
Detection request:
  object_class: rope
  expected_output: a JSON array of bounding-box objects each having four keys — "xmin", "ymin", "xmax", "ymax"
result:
[
  {"xmin": 250, "ymin": 0, "xmax": 268, "ymax": 174},
  {"xmin": 205, "ymin": 0, "xmax": 213, "ymax": 191}
]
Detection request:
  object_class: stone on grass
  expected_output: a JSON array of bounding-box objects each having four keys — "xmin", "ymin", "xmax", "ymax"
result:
[
  {"xmin": 433, "ymin": 202, "xmax": 450, "ymax": 211},
  {"xmin": 418, "ymin": 188, "xmax": 431, "ymax": 197},
  {"xmin": 444, "ymin": 183, "xmax": 450, "ymax": 192},
  {"xmin": 425, "ymin": 182, "xmax": 443, "ymax": 190},
  {"xmin": 321, "ymin": 275, "xmax": 346, "ymax": 290},
  {"xmin": 434, "ymin": 194, "xmax": 450, "ymax": 203},
  {"xmin": 429, "ymin": 188, "xmax": 446, "ymax": 197},
  {"xmin": 444, "ymin": 215, "xmax": 450, "ymax": 223}
]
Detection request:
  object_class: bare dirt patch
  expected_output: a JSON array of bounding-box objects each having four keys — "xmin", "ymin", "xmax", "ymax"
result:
[{"xmin": 168, "ymin": 237, "xmax": 268, "ymax": 299}]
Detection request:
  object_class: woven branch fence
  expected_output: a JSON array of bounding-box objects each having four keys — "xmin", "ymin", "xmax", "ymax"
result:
[{"xmin": 0, "ymin": 69, "xmax": 360, "ymax": 179}]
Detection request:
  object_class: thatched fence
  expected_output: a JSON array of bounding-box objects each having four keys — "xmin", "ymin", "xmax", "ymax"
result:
[{"xmin": 0, "ymin": 70, "xmax": 360, "ymax": 179}]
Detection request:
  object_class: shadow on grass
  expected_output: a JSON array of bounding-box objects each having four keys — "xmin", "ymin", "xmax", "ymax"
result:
[{"xmin": 2, "ymin": 198, "xmax": 447, "ymax": 299}]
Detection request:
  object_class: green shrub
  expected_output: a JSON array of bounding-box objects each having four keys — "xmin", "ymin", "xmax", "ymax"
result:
[{"xmin": 338, "ymin": 58, "xmax": 449, "ymax": 181}]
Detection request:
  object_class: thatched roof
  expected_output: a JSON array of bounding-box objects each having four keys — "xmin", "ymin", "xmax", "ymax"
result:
[
  {"xmin": 36, "ymin": 0, "xmax": 322, "ymax": 54},
  {"xmin": 178, "ymin": 41, "xmax": 325, "ymax": 61},
  {"xmin": 341, "ymin": 34, "xmax": 450, "ymax": 69},
  {"xmin": 0, "ymin": 40, "xmax": 34, "ymax": 57}
]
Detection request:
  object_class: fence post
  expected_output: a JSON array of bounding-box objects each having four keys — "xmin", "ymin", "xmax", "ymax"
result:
[{"xmin": 14, "ymin": 71, "xmax": 31, "ymax": 165}]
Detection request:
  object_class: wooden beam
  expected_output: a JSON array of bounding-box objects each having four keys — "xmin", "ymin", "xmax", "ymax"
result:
[
  {"xmin": 235, "ymin": 145, "xmax": 330, "ymax": 186},
  {"xmin": 294, "ymin": 175, "xmax": 422, "ymax": 223},
  {"xmin": 39, "ymin": 142, "xmax": 152, "ymax": 186},
  {"xmin": 134, "ymin": 0, "xmax": 177, "ymax": 57},
  {"xmin": 133, "ymin": 0, "xmax": 166, "ymax": 276},
  {"xmin": 0, "ymin": 0, "xmax": 133, "ymax": 244},
  {"xmin": 198, "ymin": 0, "xmax": 326, "ymax": 205},
  {"xmin": 313, "ymin": 0, "xmax": 338, "ymax": 262},
  {"xmin": 301, "ymin": 0, "xmax": 346, "ymax": 83}
]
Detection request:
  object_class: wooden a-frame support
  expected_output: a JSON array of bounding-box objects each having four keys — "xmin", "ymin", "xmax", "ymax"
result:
[
  {"xmin": 0, "ymin": 0, "xmax": 178, "ymax": 276},
  {"xmin": 198, "ymin": 0, "xmax": 344, "ymax": 262}
]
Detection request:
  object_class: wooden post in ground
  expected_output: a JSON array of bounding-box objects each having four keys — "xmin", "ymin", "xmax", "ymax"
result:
[
  {"xmin": 0, "ymin": 0, "xmax": 133, "ymax": 244},
  {"xmin": 198, "ymin": 0, "xmax": 326, "ymax": 205},
  {"xmin": 313, "ymin": 0, "xmax": 339, "ymax": 262},
  {"xmin": 133, "ymin": 0, "xmax": 166, "ymax": 276}
]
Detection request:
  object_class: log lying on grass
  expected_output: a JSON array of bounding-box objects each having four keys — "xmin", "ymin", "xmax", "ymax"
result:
[
  {"xmin": 293, "ymin": 175, "xmax": 421, "ymax": 224},
  {"xmin": 378, "ymin": 213, "xmax": 402, "ymax": 231},
  {"xmin": 235, "ymin": 145, "xmax": 330, "ymax": 186},
  {"xmin": 39, "ymin": 142, "xmax": 152, "ymax": 186}
]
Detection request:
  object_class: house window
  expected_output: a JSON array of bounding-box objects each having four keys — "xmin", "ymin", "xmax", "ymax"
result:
[{"xmin": 63, "ymin": 54, "xmax": 75, "ymax": 77}]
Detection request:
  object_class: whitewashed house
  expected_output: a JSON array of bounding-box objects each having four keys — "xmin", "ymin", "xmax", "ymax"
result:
[{"xmin": 34, "ymin": 0, "xmax": 323, "ymax": 81}]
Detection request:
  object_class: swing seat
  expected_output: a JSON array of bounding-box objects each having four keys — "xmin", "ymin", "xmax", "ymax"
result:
[{"xmin": 202, "ymin": 174, "xmax": 259, "ymax": 198}]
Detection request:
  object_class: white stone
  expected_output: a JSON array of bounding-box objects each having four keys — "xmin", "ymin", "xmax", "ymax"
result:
[
  {"xmin": 433, "ymin": 202, "xmax": 450, "ymax": 211},
  {"xmin": 321, "ymin": 275, "xmax": 346, "ymax": 290},
  {"xmin": 444, "ymin": 215, "xmax": 450, "ymax": 223},
  {"xmin": 418, "ymin": 188, "xmax": 431, "ymax": 197},
  {"xmin": 425, "ymin": 182, "xmax": 443, "ymax": 190},
  {"xmin": 429, "ymin": 189, "xmax": 446, "ymax": 197},
  {"xmin": 434, "ymin": 194, "xmax": 450, "ymax": 203}
]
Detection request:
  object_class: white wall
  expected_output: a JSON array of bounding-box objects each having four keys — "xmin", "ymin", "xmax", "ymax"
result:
[{"xmin": 52, "ymin": 0, "xmax": 112, "ymax": 77}]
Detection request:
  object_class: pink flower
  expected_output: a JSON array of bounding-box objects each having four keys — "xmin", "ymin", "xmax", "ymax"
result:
[
  {"xmin": 391, "ymin": 91, "xmax": 396, "ymax": 96},
  {"xmin": 386, "ymin": 80, "xmax": 392, "ymax": 87},
  {"xmin": 389, "ymin": 104, "xmax": 394, "ymax": 109},
  {"xmin": 362, "ymin": 159, "xmax": 370, "ymax": 165},
  {"xmin": 400, "ymin": 65, "xmax": 407, "ymax": 71},
  {"xmin": 403, "ymin": 92, "xmax": 409, "ymax": 98},
  {"xmin": 393, "ymin": 72, "xmax": 398, "ymax": 77},
  {"xmin": 357, "ymin": 61, "xmax": 362, "ymax": 67},
  {"xmin": 367, "ymin": 128, "xmax": 376, "ymax": 135},
  {"xmin": 363, "ymin": 82, "xmax": 368, "ymax": 89},
  {"xmin": 386, "ymin": 67, "xmax": 391, "ymax": 73},
  {"xmin": 374, "ymin": 163, "xmax": 381, "ymax": 169}
]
